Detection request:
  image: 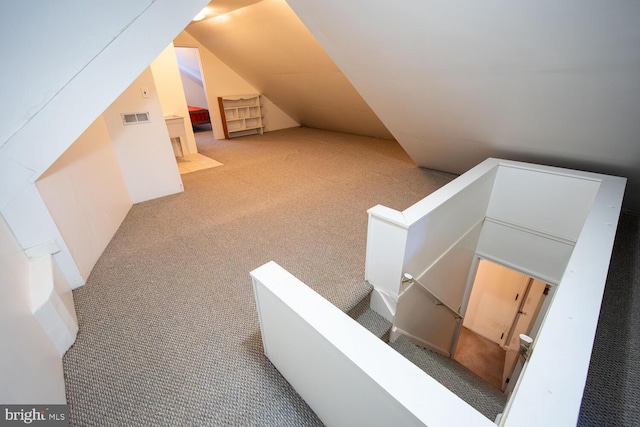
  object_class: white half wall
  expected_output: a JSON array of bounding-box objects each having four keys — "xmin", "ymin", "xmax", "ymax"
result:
[
  {"xmin": 36, "ymin": 116, "xmax": 132, "ymax": 282},
  {"xmin": 174, "ymin": 31, "xmax": 299, "ymax": 140},
  {"xmin": 365, "ymin": 159, "xmax": 497, "ymax": 320},
  {"xmin": 501, "ymin": 167, "xmax": 626, "ymax": 427},
  {"xmin": 30, "ymin": 254, "xmax": 78, "ymax": 356},
  {"xmin": 365, "ymin": 157, "xmax": 626, "ymax": 426},
  {"xmin": 104, "ymin": 67, "xmax": 184, "ymax": 203},
  {"xmin": 251, "ymin": 261, "xmax": 494, "ymax": 427},
  {"xmin": 0, "ymin": 214, "xmax": 66, "ymax": 404}
]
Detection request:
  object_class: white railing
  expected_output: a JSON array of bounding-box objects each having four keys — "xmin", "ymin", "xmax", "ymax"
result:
[
  {"xmin": 251, "ymin": 158, "xmax": 625, "ymax": 427},
  {"xmin": 251, "ymin": 261, "xmax": 494, "ymax": 427},
  {"xmin": 365, "ymin": 158, "xmax": 625, "ymax": 426}
]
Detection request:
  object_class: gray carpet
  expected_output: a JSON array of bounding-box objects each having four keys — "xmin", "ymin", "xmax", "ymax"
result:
[
  {"xmin": 63, "ymin": 127, "xmax": 455, "ymax": 426},
  {"xmin": 390, "ymin": 336, "xmax": 506, "ymax": 421},
  {"xmin": 578, "ymin": 212, "xmax": 640, "ymax": 427},
  {"xmin": 63, "ymin": 127, "xmax": 640, "ymax": 426},
  {"xmin": 353, "ymin": 307, "xmax": 506, "ymax": 421}
]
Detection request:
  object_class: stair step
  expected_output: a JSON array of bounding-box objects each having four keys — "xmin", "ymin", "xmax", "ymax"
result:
[
  {"xmin": 390, "ymin": 335, "xmax": 507, "ymax": 421},
  {"xmin": 354, "ymin": 307, "xmax": 392, "ymax": 341}
]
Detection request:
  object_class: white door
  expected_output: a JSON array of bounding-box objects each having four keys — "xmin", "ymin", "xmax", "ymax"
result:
[
  {"xmin": 463, "ymin": 259, "xmax": 530, "ymax": 346},
  {"xmin": 502, "ymin": 279, "xmax": 548, "ymax": 390}
]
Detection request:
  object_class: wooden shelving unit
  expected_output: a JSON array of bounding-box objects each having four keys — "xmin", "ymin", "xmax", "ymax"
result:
[{"xmin": 218, "ymin": 95, "xmax": 264, "ymax": 139}]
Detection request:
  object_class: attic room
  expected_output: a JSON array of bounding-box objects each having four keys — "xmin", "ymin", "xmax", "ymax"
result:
[{"xmin": 1, "ymin": 1, "xmax": 639, "ymax": 426}]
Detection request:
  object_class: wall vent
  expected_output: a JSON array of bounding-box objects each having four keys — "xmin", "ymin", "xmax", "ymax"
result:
[{"xmin": 121, "ymin": 112, "xmax": 150, "ymax": 125}]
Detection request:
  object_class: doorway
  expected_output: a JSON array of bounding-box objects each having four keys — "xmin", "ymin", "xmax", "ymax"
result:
[
  {"xmin": 174, "ymin": 46, "xmax": 214, "ymax": 134},
  {"xmin": 173, "ymin": 46, "xmax": 223, "ymax": 174},
  {"xmin": 454, "ymin": 259, "xmax": 552, "ymax": 392}
]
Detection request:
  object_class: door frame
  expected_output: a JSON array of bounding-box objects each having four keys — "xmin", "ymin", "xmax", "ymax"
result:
[{"xmin": 452, "ymin": 255, "xmax": 557, "ymax": 385}]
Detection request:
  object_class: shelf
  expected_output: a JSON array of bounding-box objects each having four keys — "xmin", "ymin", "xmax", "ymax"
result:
[{"xmin": 218, "ymin": 94, "xmax": 264, "ymax": 139}]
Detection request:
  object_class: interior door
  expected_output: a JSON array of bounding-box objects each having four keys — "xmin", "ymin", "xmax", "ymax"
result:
[
  {"xmin": 462, "ymin": 259, "xmax": 530, "ymax": 346},
  {"xmin": 502, "ymin": 279, "xmax": 548, "ymax": 390}
]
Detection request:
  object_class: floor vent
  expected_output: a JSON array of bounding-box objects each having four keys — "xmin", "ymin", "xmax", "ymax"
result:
[{"xmin": 121, "ymin": 112, "xmax": 150, "ymax": 125}]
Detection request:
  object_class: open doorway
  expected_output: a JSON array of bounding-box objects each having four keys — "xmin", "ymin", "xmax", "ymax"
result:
[
  {"xmin": 171, "ymin": 46, "xmax": 223, "ymax": 174},
  {"xmin": 454, "ymin": 259, "xmax": 552, "ymax": 392},
  {"xmin": 174, "ymin": 46, "xmax": 213, "ymax": 134}
]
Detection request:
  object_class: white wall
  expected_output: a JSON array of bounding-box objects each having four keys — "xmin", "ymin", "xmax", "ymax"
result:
[
  {"xmin": 30, "ymin": 253, "xmax": 78, "ymax": 356},
  {"xmin": 150, "ymin": 44, "xmax": 199, "ymax": 155},
  {"xmin": 365, "ymin": 159, "xmax": 497, "ymax": 321},
  {"xmin": 185, "ymin": 0, "xmax": 391, "ymax": 139},
  {"xmin": 0, "ymin": 214, "xmax": 66, "ymax": 404},
  {"xmin": 174, "ymin": 31, "xmax": 299, "ymax": 140},
  {"xmin": 179, "ymin": 70, "xmax": 210, "ymax": 110},
  {"xmin": 285, "ymin": 0, "xmax": 640, "ymax": 212},
  {"xmin": 36, "ymin": 116, "xmax": 132, "ymax": 281},
  {"xmin": 478, "ymin": 163, "xmax": 603, "ymax": 284},
  {"xmin": 0, "ymin": 0, "xmax": 208, "ymax": 290},
  {"xmin": 252, "ymin": 261, "xmax": 494, "ymax": 427},
  {"xmin": 501, "ymin": 167, "xmax": 626, "ymax": 426},
  {"xmin": 0, "ymin": 0, "xmax": 208, "ymax": 206},
  {"xmin": 104, "ymin": 68, "xmax": 184, "ymax": 203},
  {"xmin": 487, "ymin": 165, "xmax": 601, "ymax": 242},
  {"xmin": 366, "ymin": 158, "xmax": 626, "ymax": 426},
  {"xmin": 0, "ymin": 0, "xmax": 206, "ymax": 406},
  {"xmin": 379, "ymin": 164, "xmax": 495, "ymax": 354},
  {"xmin": 175, "ymin": 47, "xmax": 210, "ymax": 109},
  {"xmin": 0, "ymin": 0, "xmax": 155, "ymax": 148},
  {"xmin": 476, "ymin": 219, "xmax": 575, "ymax": 285}
]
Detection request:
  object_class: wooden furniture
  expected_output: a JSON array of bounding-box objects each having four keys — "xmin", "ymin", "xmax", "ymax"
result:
[
  {"xmin": 218, "ymin": 95, "xmax": 264, "ymax": 139},
  {"xmin": 164, "ymin": 115, "xmax": 190, "ymax": 159}
]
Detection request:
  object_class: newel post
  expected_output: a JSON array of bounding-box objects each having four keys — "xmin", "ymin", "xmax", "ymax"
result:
[{"xmin": 365, "ymin": 205, "xmax": 410, "ymax": 322}]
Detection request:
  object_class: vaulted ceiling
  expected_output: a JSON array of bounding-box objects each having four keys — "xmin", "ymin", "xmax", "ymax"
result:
[
  {"xmin": 187, "ymin": 0, "xmax": 640, "ymax": 211},
  {"xmin": 186, "ymin": 0, "xmax": 392, "ymax": 139}
]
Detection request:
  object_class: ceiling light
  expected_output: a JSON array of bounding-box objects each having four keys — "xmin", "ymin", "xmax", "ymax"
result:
[{"xmin": 192, "ymin": 12, "xmax": 206, "ymax": 22}]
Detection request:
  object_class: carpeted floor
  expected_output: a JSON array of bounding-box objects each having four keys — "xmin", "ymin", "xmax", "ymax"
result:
[
  {"xmin": 62, "ymin": 127, "xmax": 640, "ymax": 426},
  {"xmin": 63, "ymin": 127, "xmax": 455, "ymax": 426},
  {"xmin": 390, "ymin": 335, "xmax": 507, "ymax": 421},
  {"xmin": 353, "ymin": 305, "xmax": 507, "ymax": 421},
  {"xmin": 578, "ymin": 212, "xmax": 640, "ymax": 426}
]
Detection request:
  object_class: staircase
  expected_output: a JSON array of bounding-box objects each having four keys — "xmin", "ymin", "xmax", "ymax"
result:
[{"xmin": 351, "ymin": 300, "xmax": 507, "ymax": 422}]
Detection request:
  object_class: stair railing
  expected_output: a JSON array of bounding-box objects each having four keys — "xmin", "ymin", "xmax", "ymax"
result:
[{"xmin": 402, "ymin": 273, "xmax": 464, "ymax": 321}]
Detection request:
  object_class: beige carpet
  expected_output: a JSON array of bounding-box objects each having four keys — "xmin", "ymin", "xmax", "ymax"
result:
[
  {"xmin": 63, "ymin": 127, "xmax": 455, "ymax": 426},
  {"xmin": 62, "ymin": 126, "xmax": 640, "ymax": 426},
  {"xmin": 454, "ymin": 327, "xmax": 506, "ymax": 390}
]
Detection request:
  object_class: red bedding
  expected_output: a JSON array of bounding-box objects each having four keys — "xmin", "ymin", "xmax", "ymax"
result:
[{"xmin": 188, "ymin": 105, "xmax": 210, "ymax": 125}]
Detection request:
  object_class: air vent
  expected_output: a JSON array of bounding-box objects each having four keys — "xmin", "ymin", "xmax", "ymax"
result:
[{"xmin": 121, "ymin": 112, "xmax": 150, "ymax": 125}]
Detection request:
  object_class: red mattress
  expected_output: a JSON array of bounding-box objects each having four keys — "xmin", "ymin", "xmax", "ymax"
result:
[{"xmin": 188, "ymin": 105, "xmax": 210, "ymax": 125}]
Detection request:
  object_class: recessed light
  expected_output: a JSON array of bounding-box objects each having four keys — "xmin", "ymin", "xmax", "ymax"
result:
[{"xmin": 192, "ymin": 12, "xmax": 206, "ymax": 22}]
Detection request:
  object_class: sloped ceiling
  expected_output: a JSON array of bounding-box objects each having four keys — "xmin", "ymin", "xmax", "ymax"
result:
[
  {"xmin": 189, "ymin": 0, "xmax": 640, "ymax": 211},
  {"xmin": 174, "ymin": 47, "xmax": 203, "ymax": 84},
  {"xmin": 185, "ymin": 0, "xmax": 393, "ymax": 139}
]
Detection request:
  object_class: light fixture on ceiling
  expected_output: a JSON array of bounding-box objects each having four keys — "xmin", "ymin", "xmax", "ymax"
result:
[{"xmin": 192, "ymin": 11, "xmax": 206, "ymax": 22}]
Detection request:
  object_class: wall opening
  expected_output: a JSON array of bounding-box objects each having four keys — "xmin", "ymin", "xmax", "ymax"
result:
[
  {"xmin": 454, "ymin": 258, "xmax": 553, "ymax": 392},
  {"xmin": 174, "ymin": 46, "xmax": 214, "ymax": 135}
]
